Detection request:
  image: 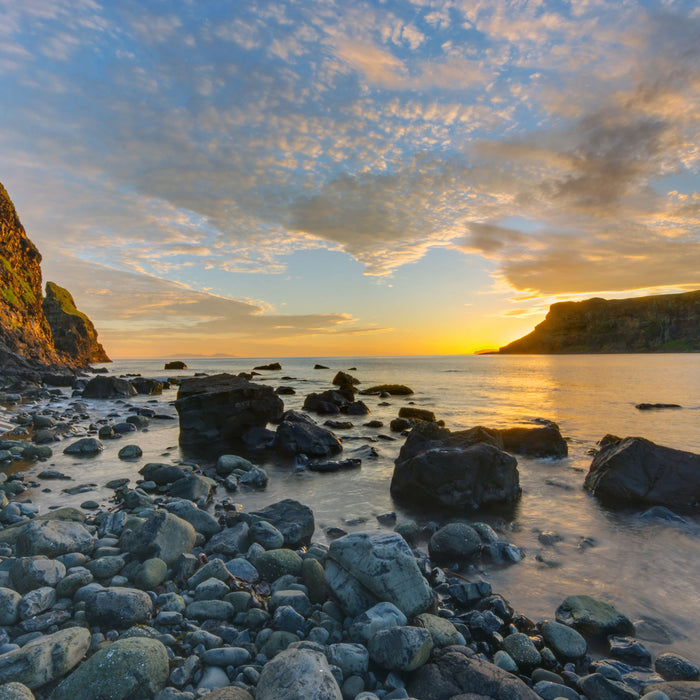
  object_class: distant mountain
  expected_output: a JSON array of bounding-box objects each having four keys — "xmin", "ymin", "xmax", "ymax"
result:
[
  {"xmin": 499, "ymin": 291, "xmax": 700, "ymax": 354},
  {"xmin": 0, "ymin": 181, "xmax": 110, "ymax": 382}
]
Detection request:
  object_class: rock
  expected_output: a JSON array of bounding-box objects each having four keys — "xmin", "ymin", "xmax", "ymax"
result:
[
  {"xmin": 610, "ymin": 636, "xmax": 652, "ymax": 667},
  {"xmin": 165, "ymin": 500, "xmax": 221, "ymax": 538},
  {"xmin": 501, "ymin": 632, "xmax": 541, "ymax": 671},
  {"xmin": 254, "ymin": 549, "xmax": 303, "ymax": 581},
  {"xmin": 540, "ymin": 619, "xmax": 587, "ymax": 660},
  {"xmin": 333, "ymin": 371, "xmax": 360, "ymax": 387},
  {"xmin": 215, "ymin": 454, "xmax": 256, "ymax": 476},
  {"xmin": 499, "ymin": 425, "xmax": 568, "ymax": 458},
  {"xmin": 398, "ymin": 407, "xmax": 436, "ymax": 422},
  {"xmin": 0, "ymin": 682, "xmax": 35, "ymax": 699},
  {"xmin": 360, "ymin": 385, "xmax": 414, "ymax": 395},
  {"xmin": 82, "ymin": 586, "xmax": 154, "ymax": 628},
  {"xmin": 369, "ymin": 626, "xmax": 433, "ymax": 672},
  {"xmin": 579, "ymin": 673, "xmax": 641, "ymax": 700},
  {"xmin": 534, "ymin": 680, "xmax": 581, "ymax": 700},
  {"xmin": 168, "ymin": 473, "xmax": 215, "ymax": 502},
  {"xmin": 139, "ymin": 462, "xmax": 190, "ymax": 485},
  {"xmin": 641, "ymin": 682, "xmax": 700, "ymax": 699},
  {"xmin": 50, "ymin": 637, "xmax": 169, "ymax": 700},
  {"xmin": 415, "ymin": 613, "xmax": 464, "ymax": 647},
  {"xmin": 254, "ymin": 362, "xmax": 281, "ymax": 371},
  {"xmin": 275, "ymin": 411, "xmax": 342, "ymax": 457},
  {"xmin": 206, "ymin": 522, "xmax": 249, "ymax": 556},
  {"xmin": 118, "ymin": 444, "xmax": 142, "ymax": 460},
  {"xmin": 307, "ymin": 458, "xmax": 361, "ymax": 473},
  {"xmin": 62, "ymin": 438, "xmax": 103, "ymax": 456},
  {"xmin": 391, "ymin": 422, "xmax": 521, "ymax": 509},
  {"xmin": 349, "ymin": 602, "xmax": 408, "ymax": 644},
  {"xmin": 327, "ymin": 643, "xmax": 369, "ymax": 677},
  {"xmin": 251, "ymin": 499, "xmax": 315, "ymax": 547},
  {"xmin": 556, "ymin": 595, "xmax": 634, "ymax": 639},
  {"xmin": 584, "ymin": 437, "xmax": 700, "ymax": 510},
  {"xmin": 256, "ymin": 647, "xmax": 342, "ymax": 700},
  {"xmin": 129, "ymin": 377, "xmax": 164, "ymax": 395},
  {"xmin": 134, "ymin": 557, "xmax": 168, "ymax": 589},
  {"xmin": 655, "ymin": 653, "xmax": 700, "ymax": 681},
  {"xmin": 406, "ymin": 645, "xmax": 541, "ymax": 700},
  {"xmin": 636, "ymin": 403, "xmax": 681, "ymax": 410},
  {"xmin": 0, "ymin": 588, "xmax": 21, "ymax": 626},
  {"xmin": 204, "ymin": 689, "xmax": 253, "ymax": 700},
  {"xmin": 15, "ymin": 520, "xmax": 93, "ymax": 557},
  {"xmin": 10, "ymin": 557, "xmax": 66, "ymax": 593},
  {"xmin": 0, "ymin": 627, "xmax": 90, "ymax": 689},
  {"xmin": 82, "ymin": 376, "xmax": 137, "ymax": 398},
  {"xmin": 325, "ymin": 532, "xmax": 434, "ymax": 617},
  {"xmin": 249, "ymin": 521, "xmax": 284, "ymax": 549},
  {"xmin": 164, "ymin": 361, "xmax": 187, "ymax": 369},
  {"xmin": 428, "ymin": 523, "xmax": 481, "ymax": 564},
  {"xmin": 18, "ymin": 586, "xmax": 55, "ymax": 619},
  {"xmin": 120, "ymin": 510, "xmax": 196, "ymax": 565},
  {"xmin": 175, "ymin": 374, "xmax": 284, "ymax": 454}
]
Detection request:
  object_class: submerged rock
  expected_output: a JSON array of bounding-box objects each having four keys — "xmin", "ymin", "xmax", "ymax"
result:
[{"xmin": 555, "ymin": 594, "xmax": 635, "ymax": 640}]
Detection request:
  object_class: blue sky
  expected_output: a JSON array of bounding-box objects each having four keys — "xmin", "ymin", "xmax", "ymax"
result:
[{"xmin": 1, "ymin": 0, "xmax": 699, "ymax": 357}]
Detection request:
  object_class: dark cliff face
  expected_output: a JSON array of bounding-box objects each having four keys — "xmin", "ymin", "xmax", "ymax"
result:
[
  {"xmin": 0, "ymin": 182, "xmax": 64, "ymax": 366},
  {"xmin": 499, "ymin": 291, "xmax": 700, "ymax": 354},
  {"xmin": 0, "ymin": 182, "xmax": 110, "ymax": 376},
  {"xmin": 43, "ymin": 282, "xmax": 111, "ymax": 364}
]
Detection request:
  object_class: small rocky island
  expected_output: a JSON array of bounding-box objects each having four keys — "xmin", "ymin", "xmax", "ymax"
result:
[
  {"xmin": 0, "ymin": 182, "xmax": 109, "ymax": 384},
  {"xmin": 499, "ymin": 291, "xmax": 700, "ymax": 353}
]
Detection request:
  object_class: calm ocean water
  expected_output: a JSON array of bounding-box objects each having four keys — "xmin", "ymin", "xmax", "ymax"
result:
[{"xmin": 12, "ymin": 354, "xmax": 700, "ymax": 659}]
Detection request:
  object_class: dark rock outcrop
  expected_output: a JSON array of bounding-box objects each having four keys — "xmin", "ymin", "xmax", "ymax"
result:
[
  {"xmin": 274, "ymin": 410, "xmax": 342, "ymax": 457},
  {"xmin": 42, "ymin": 282, "xmax": 110, "ymax": 364},
  {"xmin": 584, "ymin": 436, "xmax": 700, "ymax": 510},
  {"xmin": 499, "ymin": 425, "xmax": 568, "ymax": 458},
  {"xmin": 175, "ymin": 373, "xmax": 284, "ymax": 454},
  {"xmin": 0, "ymin": 182, "xmax": 109, "ymax": 380},
  {"xmin": 82, "ymin": 376, "xmax": 137, "ymax": 399},
  {"xmin": 500, "ymin": 291, "xmax": 700, "ymax": 353},
  {"xmin": 165, "ymin": 361, "xmax": 187, "ymax": 370},
  {"xmin": 391, "ymin": 422, "xmax": 521, "ymax": 510}
]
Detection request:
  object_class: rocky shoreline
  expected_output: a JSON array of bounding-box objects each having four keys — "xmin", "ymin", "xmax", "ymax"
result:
[{"xmin": 0, "ymin": 370, "xmax": 698, "ymax": 700}]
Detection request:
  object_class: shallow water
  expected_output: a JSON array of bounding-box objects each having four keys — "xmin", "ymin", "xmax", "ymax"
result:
[{"xmin": 6, "ymin": 354, "xmax": 700, "ymax": 660}]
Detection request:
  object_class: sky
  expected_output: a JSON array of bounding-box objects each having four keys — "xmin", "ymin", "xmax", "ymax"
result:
[{"xmin": 1, "ymin": 0, "xmax": 699, "ymax": 358}]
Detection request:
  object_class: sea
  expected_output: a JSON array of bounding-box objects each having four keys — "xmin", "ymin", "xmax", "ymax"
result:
[{"xmin": 5, "ymin": 354, "xmax": 700, "ymax": 660}]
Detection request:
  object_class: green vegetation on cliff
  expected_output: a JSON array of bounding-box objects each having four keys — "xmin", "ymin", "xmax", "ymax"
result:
[{"xmin": 499, "ymin": 291, "xmax": 700, "ymax": 354}]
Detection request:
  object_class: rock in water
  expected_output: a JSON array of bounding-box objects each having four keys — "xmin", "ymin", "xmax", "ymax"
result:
[
  {"xmin": 0, "ymin": 627, "xmax": 90, "ymax": 689},
  {"xmin": 175, "ymin": 373, "xmax": 284, "ymax": 454},
  {"xmin": 275, "ymin": 411, "xmax": 342, "ymax": 457},
  {"xmin": 256, "ymin": 647, "xmax": 342, "ymax": 700},
  {"xmin": 391, "ymin": 422, "xmax": 521, "ymax": 509},
  {"xmin": 555, "ymin": 594, "xmax": 635, "ymax": 639},
  {"xmin": 325, "ymin": 532, "xmax": 434, "ymax": 617},
  {"xmin": 42, "ymin": 282, "xmax": 110, "ymax": 364},
  {"xmin": 82, "ymin": 376, "xmax": 137, "ymax": 399},
  {"xmin": 584, "ymin": 437, "xmax": 700, "ymax": 510},
  {"xmin": 499, "ymin": 425, "xmax": 568, "ymax": 458},
  {"xmin": 50, "ymin": 637, "xmax": 169, "ymax": 700}
]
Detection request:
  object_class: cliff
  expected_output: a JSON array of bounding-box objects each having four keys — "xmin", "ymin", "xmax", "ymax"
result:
[
  {"xmin": 0, "ymin": 181, "xmax": 109, "ymax": 381},
  {"xmin": 499, "ymin": 291, "xmax": 700, "ymax": 354},
  {"xmin": 43, "ymin": 282, "xmax": 111, "ymax": 364}
]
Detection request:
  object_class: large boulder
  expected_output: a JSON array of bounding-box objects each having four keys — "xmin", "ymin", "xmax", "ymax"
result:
[
  {"xmin": 50, "ymin": 637, "xmax": 169, "ymax": 700},
  {"xmin": 555, "ymin": 594, "xmax": 634, "ymax": 640},
  {"xmin": 325, "ymin": 532, "xmax": 434, "ymax": 617},
  {"xmin": 119, "ymin": 510, "xmax": 196, "ymax": 565},
  {"xmin": 81, "ymin": 586, "xmax": 154, "ymax": 628},
  {"xmin": 0, "ymin": 627, "xmax": 90, "ymax": 689},
  {"xmin": 256, "ymin": 647, "xmax": 342, "ymax": 700},
  {"xmin": 584, "ymin": 437, "xmax": 700, "ymax": 509},
  {"xmin": 175, "ymin": 373, "xmax": 284, "ymax": 454},
  {"xmin": 15, "ymin": 520, "xmax": 93, "ymax": 557},
  {"xmin": 275, "ymin": 411, "xmax": 342, "ymax": 457},
  {"xmin": 81, "ymin": 376, "xmax": 136, "ymax": 399},
  {"xmin": 391, "ymin": 422, "xmax": 521, "ymax": 510},
  {"xmin": 406, "ymin": 645, "xmax": 541, "ymax": 700}
]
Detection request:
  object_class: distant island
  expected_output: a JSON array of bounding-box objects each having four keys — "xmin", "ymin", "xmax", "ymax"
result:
[{"xmin": 499, "ymin": 291, "xmax": 700, "ymax": 354}]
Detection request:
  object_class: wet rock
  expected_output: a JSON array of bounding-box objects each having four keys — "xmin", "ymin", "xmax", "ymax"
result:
[
  {"xmin": 82, "ymin": 586, "xmax": 154, "ymax": 628},
  {"xmin": 534, "ymin": 680, "xmax": 581, "ymax": 700},
  {"xmin": 391, "ymin": 422, "xmax": 521, "ymax": 510},
  {"xmin": 398, "ymin": 406, "xmax": 436, "ymax": 422},
  {"xmin": 584, "ymin": 437, "xmax": 700, "ymax": 510},
  {"xmin": 642, "ymin": 682, "xmax": 700, "ymax": 699},
  {"xmin": 250, "ymin": 499, "xmax": 315, "ymax": 547},
  {"xmin": 164, "ymin": 361, "xmax": 187, "ymax": 369},
  {"xmin": 275, "ymin": 411, "xmax": 342, "ymax": 457},
  {"xmin": 406, "ymin": 645, "xmax": 540, "ymax": 700},
  {"xmin": 0, "ymin": 588, "xmax": 21, "ymax": 626},
  {"xmin": 0, "ymin": 627, "xmax": 90, "ymax": 689},
  {"xmin": 15, "ymin": 520, "xmax": 93, "ymax": 557},
  {"xmin": 499, "ymin": 425, "xmax": 568, "ymax": 458},
  {"xmin": 501, "ymin": 632, "xmax": 541, "ymax": 671},
  {"xmin": 428, "ymin": 522, "xmax": 481, "ymax": 564},
  {"xmin": 10, "ymin": 557, "xmax": 66, "ymax": 593},
  {"xmin": 414, "ymin": 613, "xmax": 464, "ymax": 647},
  {"xmin": 165, "ymin": 499, "xmax": 221, "ymax": 538},
  {"xmin": 82, "ymin": 376, "xmax": 137, "ymax": 398},
  {"xmin": 129, "ymin": 377, "xmax": 164, "ymax": 395},
  {"xmin": 540, "ymin": 619, "xmax": 587, "ymax": 661},
  {"xmin": 50, "ymin": 637, "xmax": 169, "ymax": 700},
  {"xmin": 308, "ymin": 458, "xmax": 361, "ymax": 473},
  {"xmin": 360, "ymin": 385, "xmax": 413, "ymax": 396},
  {"xmin": 655, "ymin": 653, "xmax": 700, "ymax": 681},
  {"xmin": 117, "ymin": 444, "xmax": 142, "ymax": 460},
  {"xmin": 120, "ymin": 510, "xmax": 196, "ymax": 565},
  {"xmin": 325, "ymin": 532, "xmax": 434, "ymax": 617},
  {"xmin": 215, "ymin": 454, "xmax": 255, "ymax": 477},
  {"xmin": 579, "ymin": 672, "xmax": 641, "ymax": 700},
  {"xmin": 556, "ymin": 594, "xmax": 635, "ymax": 639},
  {"xmin": 175, "ymin": 374, "xmax": 284, "ymax": 453},
  {"xmin": 610, "ymin": 636, "xmax": 652, "ymax": 667},
  {"xmin": 256, "ymin": 647, "xmax": 342, "ymax": 700},
  {"xmin": 254, "ymin": 549, "xmax": 303, "ymax": 581},
  {"xmin": 62, "ymin": 438, "xmax": 103, "ymax": 456},
  {"xmin": 369, "ymin": 626, "xmax": 433, "ymax": 672}
]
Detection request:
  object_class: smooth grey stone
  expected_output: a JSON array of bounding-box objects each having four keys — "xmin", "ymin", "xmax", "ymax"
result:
[
  {"xmin": 556, "ymin": 595, "xmax": 634, "ymax": 639},
  {"xmin": 86, "ymin": 555, "xmax": 125, "ymax": 579},
  {"xmin": 194, "ymin": 577, "xmax": 230, "ymax": 601},
  {"xmin": 15, "ymin": 520, "xmax": 93, "ymax": 557},
  {"xmin": 654, "ymin": 652, "xmax": 699, "ymax": 681},
  {"xmin": 0, "ymin": 681, "xmax": 35, "ymax": 699},
  {"xmin": 368, "ymin": 626, "xmax": 433, "ymax": 672},
  {"xmin": 541, "ymin": 619, "xmax": 588, "ymax": 660},
  {"xmin": 200, "ymin": 646, "xmax": 250, "ymax": 667},
  {"xmin": 327, "ymin": 643, "xmax": 369, "ymax": 677},
  {"xmin": 578, "ymin": 673, "xmax": 640, "ymax": 700},
  {"xmin": 187, "ymin": 558, "xmax": 231, "ymax": 589},
  {"xmin": 534, "ymin": 680, "xmax": 581, "ymax": 700},
  {"xmin": 134, "ymin": 558, "xmax": 168, "ymax": 589},
  {"xmin": 196, "ymin": 665, "xmax": 230, "ymax": 691},
  {"xmin": 83, "ymin": 586, "xmax": 154, "ymax": 628},
  {"xmin": 18, "ymin": 587, "xmax": 55, "ymax": 620},
  {"xmin": 165, "ymin": 500, "xmax": 221, "ymax": 538},
  {"xmin": 349, "ymin": 602, "xmax": 408, "ymax": 644},
  {"xmin": 502, "ymin": 632, "xmax": 542, "ymax": 671},
  {"xmin": 269, "ymin": 589, "xmax": 312, "ymax": 617},
  {"xmin": 185, "ymin": 600, "xmax": 234, "ymax": 621},
  {"xmin": 428, "ymin": 522, "xmax": 481, "ymax": 563},
  {"xmin": 10, "ymin": 558, "xmax": 65, "ymax": 593},
  {"xmin": 493, "ymin": 650, "xmax": 518, "ymax": 673},
  {"xmin": 254, "ymin": 549, "xmax": 303, "ymax": 581},
  {"xmin": 249, "ymin": 521, "xmax": 284, "ymax": 550},
  {"xmin": 120, "ymin": 510, "xmax": 196, "ymax": 566},
  {"xmin": 225, "ymin": 557, "xmax": 259, "ymax": 584},
  {"xmin": 414, "ymin": 613, "xmax": 464, "ymax": 647},
  {"xmin": 0, "ymin": 588, "xmax": 21, "ymax": 626}
]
